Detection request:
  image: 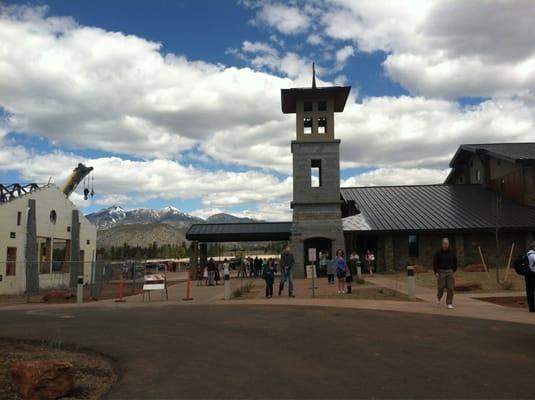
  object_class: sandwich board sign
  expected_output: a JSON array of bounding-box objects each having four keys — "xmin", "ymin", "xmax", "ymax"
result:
[{"xmin": 142, "ymin": 273, "xmax": 168, "ymax": 301}]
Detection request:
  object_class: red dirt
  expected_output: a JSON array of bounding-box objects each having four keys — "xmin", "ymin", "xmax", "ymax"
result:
[{"xmin": 477, "ymin": 296, "xmax": 527, "ymax": 309}]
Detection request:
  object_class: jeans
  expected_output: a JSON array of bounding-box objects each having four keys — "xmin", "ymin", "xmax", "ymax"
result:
[
  {"xmin": 437, "ymin": 269, "xmax": 455, "ymax": 305},
  {"xmin": 279, "ymin": 268, "xmax": 294, "ymax": 295},
  {"xmin": 525, "ymin": 273, "xmax": 535, "ymax": 312},
  {"xmin": 265, "ymin": 277, "xmax": 274, "ymax": 297}
]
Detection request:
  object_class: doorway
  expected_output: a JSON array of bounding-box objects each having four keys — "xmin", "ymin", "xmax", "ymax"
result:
[{"xmin": 304, "ymin": 237, "xmax": 332, "ymax": 277}]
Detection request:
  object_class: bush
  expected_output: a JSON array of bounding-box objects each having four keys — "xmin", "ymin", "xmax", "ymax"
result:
[
  {"xmin": 500, "ymin": 281, "xmax": 514, "ymax": 290},
  {"xmin": 356, "ymin": 278, "xmax": 366, "ymax": 285},
  {"xmin": 232, "ymin": 283, "xmax": 255, "ymax": 298}
]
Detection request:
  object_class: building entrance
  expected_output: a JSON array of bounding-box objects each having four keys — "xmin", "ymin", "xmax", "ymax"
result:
[{"xmin": 304, "ymin": 237, "xmax": 332, "ymax": 276}]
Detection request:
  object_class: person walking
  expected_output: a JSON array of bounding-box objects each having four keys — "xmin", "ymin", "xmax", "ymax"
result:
[
  {"xmin": 525, "ymin": 242, "xmax": 535, "ymax": 312},
  {"xmin": 335, "ymin": 249, "xmax": 348, "ymax": 294},
  {"xmin": 326, "ymin": 252, "xmax": 335, "ymax": 285},
  {"xmin": 319, "ymin": 250, "xmax": 328, "ymax": 276},
  {"xmin": 207, "ymin": 257, "xmax": 216, "ymax": 286},
  {"xmin": 278, "ymin": 246, "xmax": 295, "ymax": 297},
  {"xmin": 433, "ymin": 238, "xmax": 457, "ymax": 309},
  {"xmin": 263, "ymin": 258, "xmax": 276, "ymax": 298}
]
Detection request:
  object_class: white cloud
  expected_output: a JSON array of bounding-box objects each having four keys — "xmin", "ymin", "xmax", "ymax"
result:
[
  {"xmin": 0, "ymin": 144, "xmax": 292, "ymax": 215},
  {"xmin": 255, "ymin": 3, "xmax": 310, "ymax": 35},
  {"xmin": 322, "ymin": 0, "xmax": 535, "ymax": 99},
  {"xmin": 342, "ymin": 167, "xmax": 449, "ymax": 187},
  {"xmin": 334, "ymin": 45, "xmax": 355, "ymax": 69}
]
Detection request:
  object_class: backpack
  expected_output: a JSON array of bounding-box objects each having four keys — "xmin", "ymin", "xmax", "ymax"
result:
[{"xmin": 513, "ymin": 254, "xmax": 530, "ymax": 276}]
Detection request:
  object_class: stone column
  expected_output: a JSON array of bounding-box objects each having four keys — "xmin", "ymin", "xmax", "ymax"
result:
[
  {"xmin": 25, "ymin": 199, "xmax": 39, "ymax": 296},
  {"xmin": 69, "ymin": 210, "xmax": 81, "ymax": 288},
  {"xmin": 455, "ymin": 234, "xmax": 465, "ymax": 268},
  {"xmin": 189, "ymin": 241, "xmax": 199, "ymax": 280},
  {"xmin": 384, "ymin": 235, "xmax": 394, "ymax": 272},
  {"xmin": 199, "ymin": 243, "xmax": 208, "ymax": 269}
]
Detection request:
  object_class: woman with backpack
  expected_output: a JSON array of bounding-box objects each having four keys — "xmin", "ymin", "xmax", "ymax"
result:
[
  {"xmin": 335, "ymin": 249, "xmax": 348, "ymax": 294},
  {"xmin": 525, "ymin": 242, "xmax": 535, "ymax": 312}
]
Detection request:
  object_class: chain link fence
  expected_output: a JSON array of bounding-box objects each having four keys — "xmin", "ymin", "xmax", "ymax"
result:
[{"xmin": 0, "ymin": 259, "xmax": 189, "ymax": 303}]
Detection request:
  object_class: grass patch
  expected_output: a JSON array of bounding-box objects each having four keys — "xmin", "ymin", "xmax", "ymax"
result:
[
  {"xmin": 316, "ymin": 286, "xmax": 414, "ymax": 301},
  {"xmin": 231, "ymin": 283, "xmax": 257, "ymax": 299}
]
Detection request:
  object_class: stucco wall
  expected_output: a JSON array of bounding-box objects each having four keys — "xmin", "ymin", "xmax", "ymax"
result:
[{"xmin": 0, "ymin": 186, "xmax": 96, "ymax": 294}]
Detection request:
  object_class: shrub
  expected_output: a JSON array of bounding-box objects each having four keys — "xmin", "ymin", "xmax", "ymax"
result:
[{"xmin": 500, "ymin": 281, "xmax": 514, "ymax": 290}]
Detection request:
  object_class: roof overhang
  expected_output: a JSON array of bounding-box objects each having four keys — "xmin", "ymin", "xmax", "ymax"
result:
[
  {"xmin": 186, "ymin": 222, "xmax": 292, "ymax": 243},
  {"xmin": 281, "ymin": 86, "xmax": 351, "ymax": 113}
]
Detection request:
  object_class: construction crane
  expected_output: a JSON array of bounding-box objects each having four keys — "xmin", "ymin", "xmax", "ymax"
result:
[{"xmin": 61, "ymin": 163, "xmax": 94, "ymax": 199}]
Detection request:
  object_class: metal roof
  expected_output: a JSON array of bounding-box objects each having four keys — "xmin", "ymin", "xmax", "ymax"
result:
[
  {"xmin": 341, "ymin": 184, "xmax": 535, "ymax": 233},
  {"xmin": 281, "ymin": 86, "xmax": 351, "ymax": 113},
  {"xmin": 186, "ymin": 222, "xmax": 292, "ymax": 242},
  {"xmin": 449, "ymin": 143, "xmax": 535, "ymax": 167}
]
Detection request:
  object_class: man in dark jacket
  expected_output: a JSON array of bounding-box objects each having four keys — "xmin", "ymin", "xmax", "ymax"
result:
[
  {"xmin": 433, "ymin": 238, "xmax": 457, "ymax": 309},
  {"xmin": 279, "ymin": 246, "xmax": 295, "ymax": 297}
]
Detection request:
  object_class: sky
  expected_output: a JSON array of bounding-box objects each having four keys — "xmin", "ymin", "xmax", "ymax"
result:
[{"xmin": 1, "ymin": 0, "xmax": 534, "ymax": 220}]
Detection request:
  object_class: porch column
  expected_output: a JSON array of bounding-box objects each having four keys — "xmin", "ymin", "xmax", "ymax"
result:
[
  {"xmin": 189, "ymin": 241, "xmax": 199, "ymax": 280},
  {"xmin": 69, "ymin": 210, "xmax": 81, "ymax": 288},
  {"xmin": 455, "ymin": 234, "xmax": 465, "ymax": 268},
  {"xmin": 25, "ymin": 199, "xmax": 39, "ymax": 296},
  {"xmin": 384, "ymin": 235, "xmax": 394, "ymax": 272}
]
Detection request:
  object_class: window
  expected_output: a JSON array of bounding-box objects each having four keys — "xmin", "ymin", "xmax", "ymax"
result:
[
  {"xmin": 470, "ymin": 160, "xmax": 474, "ymax": 168},
  {"xmin": 303, "ymin": 101, "xmax": 312, "ymax": 112},
  {"xmin": 311, "ymin": 159, "xmax": 322, "ymax": 187},
  {"xmin": 17, "ymin": 211, "xmax": 21, "ymax": 226},
  {"xmin": 86, "ymin": 239, "xmax": 91, "ymax": 245},
  {"xmin": 6, "ymin": 247, "xmax": 16, "ymax": 276},
  {"xmin": 52, "ymin": 239, "xmax": 69, "ymax": 273},
  {"xmin": 475, "ymin": 169, "xmax": 481, "ymax": 182},
  {"xmin": 303, "ymin": 117, "xmax": 312, "ymax": 134},
  {"xmin": 317, "ymin": 117, "xmax": 327, "ymax": 134},
  {"xmin": 408, "ymin": 235, "xmax": 419, "ymax": 257},
  {"xmin": 318, "ymin": 101, "xmax": 327, "ymax": 111},
  {"xmin": 49, "ymin": 210, "xmax": 57, "ymax": 224},
  {"xmin": 10, "ymin": 232, "xmax": 16, "ymax": 239},
  {"xmin": 67, "ymin": 226, "xmax": 71, "ymax": 232},
  {"xmin": 39, "ymin": 238, "xmax": 51, "ymax": 274}
]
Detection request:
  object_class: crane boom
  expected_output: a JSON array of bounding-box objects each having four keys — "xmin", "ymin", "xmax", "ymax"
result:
[{"xmin": 61, "ymin": 163, "xmax": 93, "ymax": 198}]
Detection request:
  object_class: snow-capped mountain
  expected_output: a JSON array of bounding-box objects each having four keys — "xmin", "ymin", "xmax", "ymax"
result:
[{"xmin": 86, "ymin": 205, "xmax": 204, "ymax": 230}]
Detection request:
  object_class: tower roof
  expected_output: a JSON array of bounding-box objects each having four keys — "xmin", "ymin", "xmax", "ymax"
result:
[{"xmin": 281, "ymin": 86, "xmax": 351, "ymax": 113}]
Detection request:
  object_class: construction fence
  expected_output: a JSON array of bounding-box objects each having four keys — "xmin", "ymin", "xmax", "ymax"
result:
[{"xmin": 0, "ymin": 259, "xmax": 189, "ymax": 301}]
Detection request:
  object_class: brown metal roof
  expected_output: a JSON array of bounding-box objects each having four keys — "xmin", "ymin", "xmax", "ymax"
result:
[
  {"xmin": 281, "ymin": 86, "xmax": 351, "ymax": 113},
  {"xmin": 341, "ymin": 184, "xmax": 535, "ymax": 232},
  {"xmin": 449, "ymin": 143, "xmax": 535, "ymax": 167}
]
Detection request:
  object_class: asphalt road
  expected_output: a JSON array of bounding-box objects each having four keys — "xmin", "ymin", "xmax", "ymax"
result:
[{"xmin": 1, "ymin": 304, "xmax": 534, "ymax": 399}]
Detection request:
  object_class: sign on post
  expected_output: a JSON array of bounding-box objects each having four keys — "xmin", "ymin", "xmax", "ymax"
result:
[
  {"xmin": 308, "ymin": 248, "xmax": 317, "ymax": 262},
  {"xmin": 142, "ymin": 273, "xmax": 169, "ymax": 302}
]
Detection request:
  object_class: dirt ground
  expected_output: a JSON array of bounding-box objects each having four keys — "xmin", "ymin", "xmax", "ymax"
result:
[
  {"xmin": 0, "ymin": 339, "xmax": 116, "ymax": 400},
  {"xmin": 389, "ymin": 270, "xmax": 525, "ymax": 292},
  {"xmin": 477, "ymin": 296, "xmax": 528, "ymax": 308}
]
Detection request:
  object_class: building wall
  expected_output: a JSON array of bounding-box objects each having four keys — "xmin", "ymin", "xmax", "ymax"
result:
[
  {"xmin": 0, "ymin": 186, "xmax": 96, "ymax": 294},
  {"xmin": 347, "ymin": 231, "xmax": 533, "ymax": 272}
]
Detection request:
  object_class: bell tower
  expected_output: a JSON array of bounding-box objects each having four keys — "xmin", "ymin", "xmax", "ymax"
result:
[{"xmin": 281, "ymin": 66, "xmax": 351, "ymax": 277}]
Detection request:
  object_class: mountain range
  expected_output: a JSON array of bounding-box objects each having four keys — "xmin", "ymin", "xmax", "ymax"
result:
[{"xmin": 86, "ymin": 206, "xmax": 255, "ymax": 248}]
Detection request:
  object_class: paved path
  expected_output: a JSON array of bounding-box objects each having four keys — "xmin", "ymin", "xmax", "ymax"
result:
[
  {"xmin": 1, "ymin": 303, "xmax": 534, "ymax": 399},
  {"xmin": 2, "ymin": 275, "xmax": 533, "ymax": 326}
]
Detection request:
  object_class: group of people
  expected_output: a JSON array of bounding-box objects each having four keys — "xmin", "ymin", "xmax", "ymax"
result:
[
  {"xmin": 193, "ymin": 239, "xmax": 535, "ymax": 313},
  {"xmin": 320, "ymin": 249, "xmax": 376, "ymax": 294},
  {"xmin": 237, "ymin": 256, "xmax": 264, "ymax": 278}
]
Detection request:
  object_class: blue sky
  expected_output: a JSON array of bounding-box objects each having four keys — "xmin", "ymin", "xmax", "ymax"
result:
[{"xmin": 0, "ymin": 1, "xmax": 534, "ymax": 219}]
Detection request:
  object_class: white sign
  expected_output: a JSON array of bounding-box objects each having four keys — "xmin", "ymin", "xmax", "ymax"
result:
[
  {"xmin": 305, "ymin": 264, "xmax": 317, "ymax": 279},
  {"xmin": 308, "ymin": 248, "xmax": 317, "ymax": 262},
  {"xmin": 143, "ymin": 274, "xmax": 166, "ymax": 291}
]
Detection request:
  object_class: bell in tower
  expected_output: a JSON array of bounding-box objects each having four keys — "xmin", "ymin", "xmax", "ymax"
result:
[{"xmin": 281, "ymin": 65, "xmax": 351, "ymax": 278}]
